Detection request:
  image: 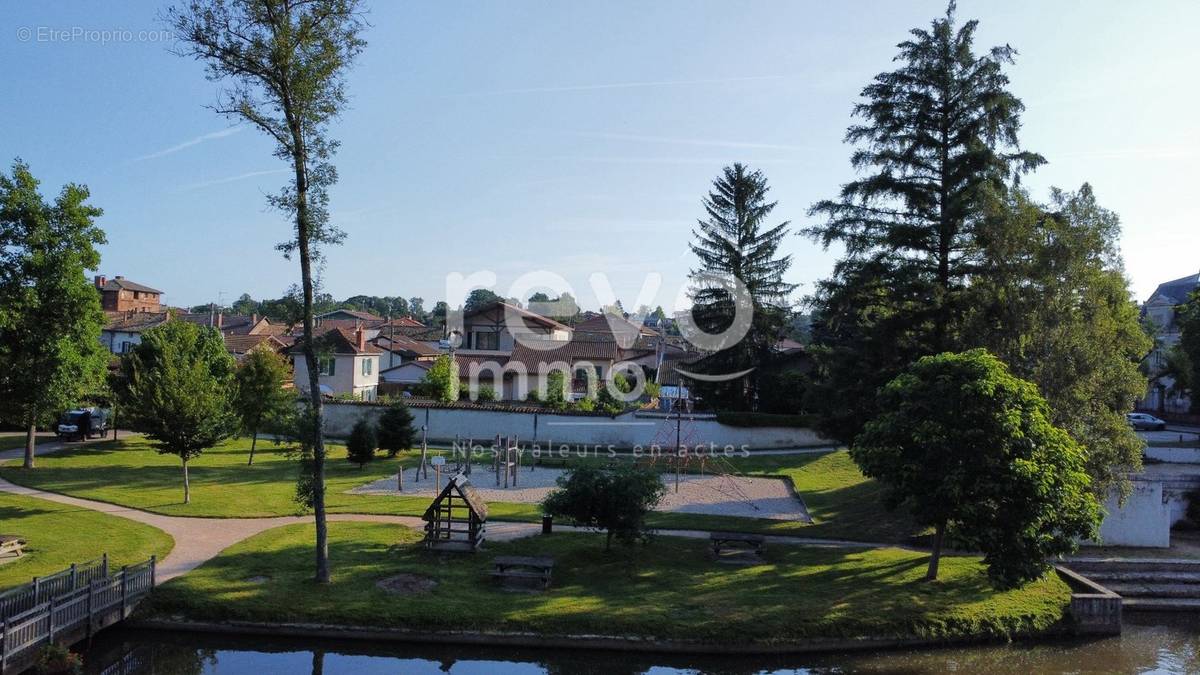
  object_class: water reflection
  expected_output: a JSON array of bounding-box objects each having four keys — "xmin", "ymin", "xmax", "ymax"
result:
[{"xmin": 83, "ymin": 614, "xmax": 1200, "ymax": 675}]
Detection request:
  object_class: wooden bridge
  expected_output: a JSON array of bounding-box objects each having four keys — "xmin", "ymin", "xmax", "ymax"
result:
[{"xmin": 0, "ymin": 555, "xmax": 156, "ymax": 674}]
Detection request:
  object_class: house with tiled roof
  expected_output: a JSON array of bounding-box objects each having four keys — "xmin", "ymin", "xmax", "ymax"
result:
[
  {"xmin": 290, "ymin": 327, "xmax": 382, "ymax": 400},
  {"xmin": 223, "ymin": 334, "xmax": 291, "ymax": 361},
  {"xmin": 1141, "ymin": 271, "xmax": 1200, "ymax": 413},
  {"xmin": 373, "ymin": 333, "xmax": 441, "ymax": 370},
  {"xmin": 100, "ymin": 310, "xmax": 171, "ymax": 353},
  {"xmin": 316, "ymin": 308, "xmax": 383, "ymax": 323},
  {"xmin": 94, "ymin": 275, "xmax": 163, "ymax": 313},
  {"xmin": 178, "ymin": 311, "xmax": 284, "ymax": 337}
]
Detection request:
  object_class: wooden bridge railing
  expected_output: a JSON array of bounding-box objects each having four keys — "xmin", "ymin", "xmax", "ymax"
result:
[{"xmin": 0, "ymin": 556, "xmax": 155, "ymax": 674}]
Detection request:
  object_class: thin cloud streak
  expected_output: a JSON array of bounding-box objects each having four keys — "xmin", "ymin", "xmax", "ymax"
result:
[
  {"xmin": 462, "ymin": 75, "xmax": 785, "ymax": 97},
  {"xmin": 132, "ymin": 127, "xmax": 242, "ymax": 162},
  {"xmin": 176, "ymin": 168, "xmax": 288, "ymax": 192}
]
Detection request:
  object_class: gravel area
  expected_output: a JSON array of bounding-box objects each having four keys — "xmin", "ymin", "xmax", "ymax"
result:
[{"xmin": 350, "ymin": 467, "xmax": 811, "ymax": 522}]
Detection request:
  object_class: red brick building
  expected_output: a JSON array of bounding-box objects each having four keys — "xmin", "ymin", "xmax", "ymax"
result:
[{"xmin": 95, "ymin": 275, "xmax": 162, "ymax": 313}]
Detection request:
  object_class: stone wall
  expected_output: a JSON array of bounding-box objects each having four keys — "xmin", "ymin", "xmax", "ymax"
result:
[{"xmin": 319, "ymin": 402, "xmax": 831, "ymax": 450}]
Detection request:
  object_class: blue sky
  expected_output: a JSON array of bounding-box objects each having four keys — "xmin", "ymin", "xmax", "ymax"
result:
[{"xmin": 2, "ymin": 1, "xmax": 1197, "ymax": 311}]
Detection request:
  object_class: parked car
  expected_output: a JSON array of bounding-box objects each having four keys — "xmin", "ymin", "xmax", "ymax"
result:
[
  {"xmin": 1126, "ymin": 412, "xmax": 1167, "ymax": 431},
  {"xmin": 55, "ymin": 408, "xmax": 108, "ymax": 441}
]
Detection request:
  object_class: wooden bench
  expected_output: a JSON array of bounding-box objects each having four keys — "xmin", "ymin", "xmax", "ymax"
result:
[
  {"xmin": 0, "ymin": 535, "xmax": 26, "ymax": 559},
  {"xmin": 710, "ymin": 532, "xmax": 765, "ymax": 558},
  {"xmin": 490, "ymin": 555, "xmax": 554, "ymax": 589}
]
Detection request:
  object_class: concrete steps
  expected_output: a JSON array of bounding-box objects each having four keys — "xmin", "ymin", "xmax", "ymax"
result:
[
  {"xmin": 1122, "ymin": 597, "xmax": 1200, "ymax": 611},
  {"xmin": 1105, "ymin": 582, "xmax": 1200, "ymax": 599},
  {"xmin": 1063, "ymin": 557, "xmax": 1200, "ymax": 608}
]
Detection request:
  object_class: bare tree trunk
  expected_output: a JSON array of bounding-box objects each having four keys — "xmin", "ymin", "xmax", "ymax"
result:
[
  {"xmin": 23, "ymin": 419, "xmax": 36, "ymax": 469},
  {"xmin": 248, "ymin": 415, "xmax": 260, "ymax": 466},
  {"xmin": 291, "ymin": 138, "xmax": 330, "ymax": 584},
  {"xmin": 925, "ymin": 519, "xmax": 946, "ymax": 581},
  {"xmin": 182, "ymin": 457, "xmax": 191, "ymax": 505}
]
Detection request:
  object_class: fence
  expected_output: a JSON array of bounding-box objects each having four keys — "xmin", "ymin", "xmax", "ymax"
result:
[{"xmin": 0, "ymin": 556, "xmax": 155, "ymax": 673}]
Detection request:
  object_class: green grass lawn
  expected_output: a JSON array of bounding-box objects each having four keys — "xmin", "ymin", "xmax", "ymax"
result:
[
  {"xmin": 0, "ymin": 492, "xmax": 175, "ymax": 589},
  {"xmin": 0, "ymin": 437, "xmax": 919, "ymax": 543},
  {"xmin": 146, "ymin": 521, "xmax": 1071, "ymax": 643}
]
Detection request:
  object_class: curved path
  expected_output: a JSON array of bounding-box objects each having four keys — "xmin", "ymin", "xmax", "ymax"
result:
[{"xmin": 0, "ymin": 435, "xmax": 891, "ymax": 585}]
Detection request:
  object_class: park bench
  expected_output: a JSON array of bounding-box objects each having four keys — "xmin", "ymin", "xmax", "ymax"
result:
[
  {"xmin": 0, "ymin": 535, "xmax": 27, "ymax": 559},
  {"xmin": 490, "ymin": 555, "xmax": 554, "ymax": 589},
  {"xmin": 710, "ymin": 532, "xmax": 765, "ymax": 559}
]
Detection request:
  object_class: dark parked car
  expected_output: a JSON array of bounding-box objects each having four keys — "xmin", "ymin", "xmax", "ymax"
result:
[
  {"xmin": 55, "ymin": 408, "xmax": 108, "ymax": 441},
  {"xmin": 1126, "ymin": 412, "xmax": 1167, "ymax": 431}
]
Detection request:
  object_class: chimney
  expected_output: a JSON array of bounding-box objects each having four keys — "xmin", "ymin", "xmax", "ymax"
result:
[
  {"xmin": 114, "ymin": 275, "xmax": 124, "ymax": 280},
  {"xmin": 252, "ymin": 313, "xmax": 258, "ymax": 324},
  {"xmin": 216, "ymin": 313, "xmax": 224, "ymax": 331},
  {"xmin": 94, "ymin": 275, "xmax": 106, "ymax": 288},
  {"xmin": 356, "ymin": 328, "xmax": 366, "ymax": 351}
]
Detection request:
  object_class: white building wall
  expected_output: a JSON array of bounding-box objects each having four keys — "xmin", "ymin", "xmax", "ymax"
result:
[
  {"xmin": 1091, "ymin": 481, "xmax": 1172, "ymax": 548},
  {"xmin": 294, "ymin": 354, "xmax": 379, "ymax": 400}
]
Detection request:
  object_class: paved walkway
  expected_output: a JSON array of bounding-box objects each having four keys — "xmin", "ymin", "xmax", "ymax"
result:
[{"xmin": 0, "ymin": 433, "xmax": 889, "ymax": 586}]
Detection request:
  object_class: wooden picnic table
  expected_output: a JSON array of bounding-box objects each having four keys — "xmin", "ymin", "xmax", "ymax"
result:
[
  {"xmin": 490, "ymin": 555, "xmax": 554, "ymax": 589},
  {"xmin": 0, "ymin": 535, "xmax": 26, "ymax": 558},
  {"xmin": 710, "ymin": 532, "xmax": 765, "ymax": 557}
]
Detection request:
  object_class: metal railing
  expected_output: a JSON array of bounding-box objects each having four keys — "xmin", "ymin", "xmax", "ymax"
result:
[{"xmin": 0, "ymin": 556, "xmax": 155, "ymax": 673}]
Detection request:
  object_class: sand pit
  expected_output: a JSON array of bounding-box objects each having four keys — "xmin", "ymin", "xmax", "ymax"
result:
[{"xmin": 350, "ymin": 466, "xmax": 811, "ymax": 522}]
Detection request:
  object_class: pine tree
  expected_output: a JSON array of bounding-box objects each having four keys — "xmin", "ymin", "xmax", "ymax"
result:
[
  {"xmin": 376, "ymin": 400, "xmax": 416, "ymax": 458},
  {"xmin": 346, "ymin": 417, "xmax": 377, "ymax": 468},
  {"xmin": 805, "ymin": 2, "xmax": 1042, "ymax": 441},
  {"xmin": 687, "ymin": 163, "xmax": 796, "ymax": 410}
]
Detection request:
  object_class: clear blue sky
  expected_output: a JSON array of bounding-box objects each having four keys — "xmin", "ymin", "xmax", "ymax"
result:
[{"xmin": 2, "ymin": 1, "xmax": 1197, "ymax": 311}]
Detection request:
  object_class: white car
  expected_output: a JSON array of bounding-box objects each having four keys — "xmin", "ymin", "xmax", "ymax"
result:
[{"xmin": 1127, "ymin": 412, "xmax": 1167, "ymax": 431}]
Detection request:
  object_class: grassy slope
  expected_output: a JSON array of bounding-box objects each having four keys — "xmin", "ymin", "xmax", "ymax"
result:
[
  {"xmin": 148, "ymin": 521, "xmax": 1070, "ymax": 642},
  {"xmin": 0, "ymin": 492, "xmax": 174, "ymax": 589},
  {"xmin": 0, "ymin": 438, "xmax": 919, "ymax": 543}
]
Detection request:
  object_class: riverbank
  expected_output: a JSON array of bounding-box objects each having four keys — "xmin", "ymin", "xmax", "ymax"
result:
[
  {"xmin": 82, "ymin": 612, "xmax": 1200, "ymax": 674},
  {"xmin": 142, "ymin": 521, "xmax": 1072, "ymax": 648}
]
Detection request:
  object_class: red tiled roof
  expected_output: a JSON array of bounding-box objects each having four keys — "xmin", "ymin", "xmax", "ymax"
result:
[
  {"xmin": 289, "ymin": 327, "xmax": 382, "ymax": 355},
  {"xmin": 571, "ymin": 313, "xmax": 659, "ymax": 341},
  {"xmin": 465, "ymin": 301, "xmax": 571, "ymax": 332},
  {"xmin": 98, "ymin": 277, "xmax": 162, "ymax": 294},
  {"xmin": 373, "ymin": 334, "xmax": 441, "ymax": 357},
  {"xmin": 103, "ymin": 311, "xmax": 170, "ymax": 332},
  {"xmin": 223, "ymin": 334, "xmax": 288, "ymax": 355}
]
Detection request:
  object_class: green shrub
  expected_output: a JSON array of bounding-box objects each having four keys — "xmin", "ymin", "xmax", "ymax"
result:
[
  {"xmin": 542, "ymin": 464, "xmax": 666, "ymax": 550},
  {"xmin": 346, "ymin": 417, "xmax": 377, "ymax": 468},
  {"xmin": 476, "ymin": 385, "xmax": 497, "ymax": 402},
  {"xmin": 376, "ymin": 401, "xmax": 415, "ymax": 458}
]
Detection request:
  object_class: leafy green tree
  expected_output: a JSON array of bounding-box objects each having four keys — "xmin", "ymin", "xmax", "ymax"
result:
[
  {"xmin": 805, "ymin": 3, "xmax": 1042, "ymax": 442},
  {"xmin": 1167, "ymin": 289, "xmax": 1200, "ymax": 413},
  {"xmin": 170, "ymin": 0, "xmax": 367, "ymax": 582},
  {"xmin": 966, "ymin": 185, "xmax": 1151, "ymax": 495},
  {"xmin": 0, "ymin": 160, "xmax": 109, "ymax": 468},
  {"xmin": 596, "ymin": 372, "xmax": 632, "ymax": 414},
  {"xmin": 854, "ymin": 349, "xmax": 1100, "ymax": 587},
  {"xmin": 688, "ymin": 163, "xmax": 796, "ymax": 411},
  {"xmin": 231, "ymin": 293, "xmax": 259, "ymax": 316},
  {"xmin": 345, "ymin": 417, "xmax": 376, "ymax": 468},
  {"xmin": 234, "ymin": 347, "xmax": 294, "ymax": 466},
  {"xmin": 463, "ymin": 289, "xmax": 503, "ymax": 314},
  {"xmin": 542, "ymin": 464, "xmax": 666, "ymax": 551},
  {"xmin": 543, "ymin": 370, "xmax": 568, "ymax": 409},
  {"xmin": 118, "ymin": 322, "xmax": 238, "ymax": 504},
  {"xmin": 421, "ymin": 354, "xmax": 459, "ymax": 403},
  {"xmin": 376, "ymin": 400, "xmax": 416, "ymax": 457}
]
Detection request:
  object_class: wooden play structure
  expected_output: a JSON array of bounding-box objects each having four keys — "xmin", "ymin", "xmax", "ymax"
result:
[
  {"xmin": 492, "ymin": 434, "xmax": 522, "ymax": 488},
  {"xmin": 422, "ymin": 473, "xmax": 488, "ymax": 552}
]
